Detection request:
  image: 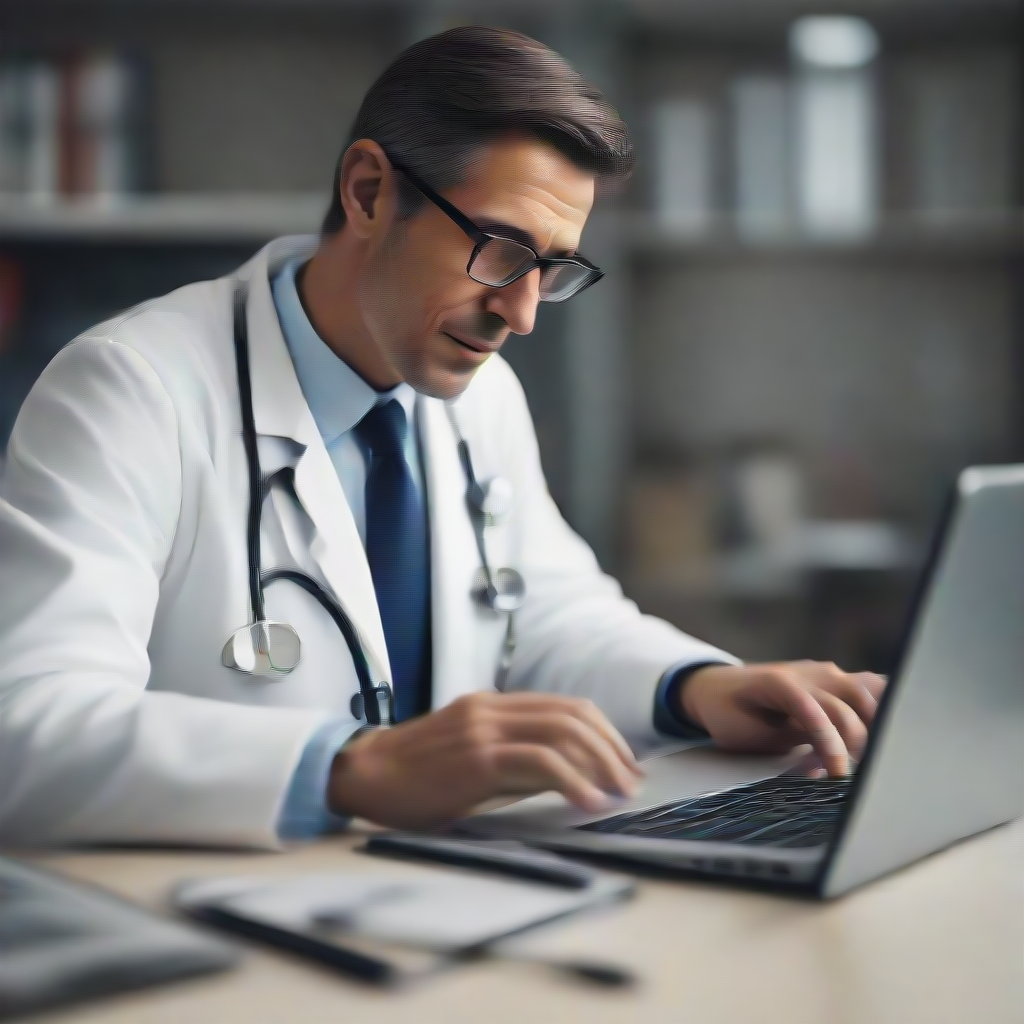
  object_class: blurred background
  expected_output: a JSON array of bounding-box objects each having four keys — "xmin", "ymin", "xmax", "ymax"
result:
[{"xmin": 1, "ymin": 0, "xmax": 1020, "ymax": 673}]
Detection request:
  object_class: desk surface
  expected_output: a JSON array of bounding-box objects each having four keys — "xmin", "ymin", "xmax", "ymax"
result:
[{"xmin": 16, "ymin": 819, "xmax": 1024, "ymax": 1024}]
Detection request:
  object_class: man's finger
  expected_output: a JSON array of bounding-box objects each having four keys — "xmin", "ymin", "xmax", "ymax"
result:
[
  {"xmin": 815, "ymin": 691, "xmax": 869, "ymax": 761},
  {"xmin": 480, "ymin": 691, "xmax": 642, "ymax": 775},
  {"xmin": 491, "ymin": 743, "xmax": 611, "ymax": 812},
  {"xmin": 824, "ymin": 675, "xmax": 880, "ymax": 727},
  {"xmin": 560, "ymin": 699, "xmax": 644, "ymax": 775},
  {"xmin": 774, "ymin": 681, "xmax": 851, "ymax": 777},
  {"xmin": 493, "ymin": 712, "xmax": 640, "ymax": 797},
  {"xmin": 857, "ymin": 671, "xmax": 887, "ymax": 701}
]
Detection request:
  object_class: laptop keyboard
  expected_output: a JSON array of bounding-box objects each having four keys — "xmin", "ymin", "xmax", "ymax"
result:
[{"xmin": 578, "ymin": 775, "xmax": 852, "ymax": 848}]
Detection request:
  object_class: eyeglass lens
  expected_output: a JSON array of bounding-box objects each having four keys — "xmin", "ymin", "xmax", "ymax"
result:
[{"xmin": 469, "ymin": 236, "xmax": 595, "ymax": 302}]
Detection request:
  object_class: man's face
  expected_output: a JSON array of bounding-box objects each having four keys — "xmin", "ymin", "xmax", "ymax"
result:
[{"xmin": 358, "ymin": 137, "xmax": 596, "ymax": 399}]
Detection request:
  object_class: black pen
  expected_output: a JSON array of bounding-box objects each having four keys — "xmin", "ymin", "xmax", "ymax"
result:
[
  {"xmin": 189, "ymin": 904, "xmax": 399, "ymax": 986},
  {"xmin": 361, "ymin": 832, "xmax": 598, "ymax": 889}
]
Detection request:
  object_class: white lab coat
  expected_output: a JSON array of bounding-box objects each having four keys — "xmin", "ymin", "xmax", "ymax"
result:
[{"xmin": 0, "ymin": 235, "xmax": 735, "ymax": 848}]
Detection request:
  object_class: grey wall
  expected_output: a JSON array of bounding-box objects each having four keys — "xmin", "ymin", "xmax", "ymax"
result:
[
  {"xmin": 153, "ymin": 27, "xmax": 391, "ymax": 193},
  {"xmin": 631, "ymin": 255, "xmax": 1021, "ymax": 522}
]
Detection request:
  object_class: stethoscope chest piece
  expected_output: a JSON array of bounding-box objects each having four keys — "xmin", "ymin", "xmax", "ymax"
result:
[
  {"xmin": 222, "ymin": 621, "xmax": 301, "ymax": 677},
  {"xmin": 469, "ymin": 475, "xmax": 514, "ymax": 526},
  {"xmin": 472, "ymin": 565, "xmax": 527, "ymax": 614}
]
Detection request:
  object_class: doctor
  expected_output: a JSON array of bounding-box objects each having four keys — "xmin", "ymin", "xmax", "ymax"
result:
[{"xmin": 0, "ymin": 27, "xmax": 884, "ymax": 848}]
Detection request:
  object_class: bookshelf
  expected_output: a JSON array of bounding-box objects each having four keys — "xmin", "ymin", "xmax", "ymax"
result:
[
  {"xmin": 0, "ymin": 193, "xmax": 327, "ymax": 242},
  {"xmin": 0, "ymin": 0, "xmax": 1020, "ymax": 669},
  {"xmin": 622, "ymin": 210, "xmax": 1024, "ymax": 260}
]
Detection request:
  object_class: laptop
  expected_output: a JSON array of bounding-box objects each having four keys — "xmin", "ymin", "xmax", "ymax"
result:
[{"xmin": 461, "ymin": 464, "xmax": 1024, "ymax": 898}]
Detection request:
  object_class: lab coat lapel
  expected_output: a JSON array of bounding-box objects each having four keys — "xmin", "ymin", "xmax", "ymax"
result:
[
  {"xmin": 242, "ymin": 245, "xmax": 392, "ymax": 685},
  {"xmin": 419, "ymin": 396, "xmax": 479, "ymax": 708}
]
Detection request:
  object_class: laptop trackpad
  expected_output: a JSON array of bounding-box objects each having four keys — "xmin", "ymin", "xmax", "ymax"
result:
[{"xmin": 461, "ymin": 743, "xmax": 800, "ymax": 837}]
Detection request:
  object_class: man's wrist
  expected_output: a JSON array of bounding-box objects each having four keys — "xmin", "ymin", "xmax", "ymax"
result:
[
  {"xmin": 325, "ymin": 727, "xmax": 378, "ymax": 818},
  {"xmin": 654, "ymin": 662, "xmax": 721, "ymax": 739},
  {"xmin": 326, "ymin": 749, "xmax": 354, "ymax": 817},
  {"xmin": 678, "ymin": 664, "xmax": 740, "ymax": 731},
  {"xmin": 677, "ymin": 665, "xmax": 715, "ymax": 730}
]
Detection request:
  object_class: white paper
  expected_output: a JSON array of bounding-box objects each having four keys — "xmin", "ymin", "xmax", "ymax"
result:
[{"xmin": 177, "ymin": 872, "xmax": 627, "ymax": 952}]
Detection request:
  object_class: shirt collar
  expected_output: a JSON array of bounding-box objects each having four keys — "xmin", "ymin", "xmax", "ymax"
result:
[{"xmin": 271, "ymin": 255, "xmax": 416, "ymax": 447}]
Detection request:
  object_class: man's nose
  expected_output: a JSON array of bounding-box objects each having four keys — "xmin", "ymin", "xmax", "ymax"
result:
[{"xmin": 485, "ymin": 268, "xmax": 541, "ymax": 336}]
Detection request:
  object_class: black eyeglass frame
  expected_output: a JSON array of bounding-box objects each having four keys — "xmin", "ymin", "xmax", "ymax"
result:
[{"xmin": 387, "ymin": 156, "xmax": 605, "ymax": 303}]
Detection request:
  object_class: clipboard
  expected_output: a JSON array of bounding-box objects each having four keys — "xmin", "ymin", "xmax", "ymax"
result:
[{"xmin": 174, "ymin": 867, "xmax": 634, "ymax": 987}]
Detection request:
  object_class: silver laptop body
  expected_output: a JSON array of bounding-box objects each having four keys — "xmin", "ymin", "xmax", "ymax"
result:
[{"xmin": 462, "ymin": 465, "xmax": 1024, "ymax": 897}]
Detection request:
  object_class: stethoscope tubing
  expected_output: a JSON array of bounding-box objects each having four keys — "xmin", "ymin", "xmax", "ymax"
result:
[
  {"xmin": 233, "ymin": 283, "xmax": 391, "ymax": 725},
  {"xmin": 260, "ymin": 568, "xmax": 377, "ymax": 709},
  {"xmin": 234, "ymin": 285, "xmax": 268, "ymax": 625}
]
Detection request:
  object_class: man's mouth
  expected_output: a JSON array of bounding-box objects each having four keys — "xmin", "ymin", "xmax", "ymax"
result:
[{"xmin": 442, "ymin": 330, "xmax": 497, "ymax": 355}]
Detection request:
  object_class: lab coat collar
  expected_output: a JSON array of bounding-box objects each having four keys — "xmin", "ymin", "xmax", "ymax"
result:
[
  {"xmin": 239, "ymin": 235, "xmax": 321, "ymax": 448},
  {"xmin": 234, "ymin": 235, "xmax": 392, "ymax": 686}
]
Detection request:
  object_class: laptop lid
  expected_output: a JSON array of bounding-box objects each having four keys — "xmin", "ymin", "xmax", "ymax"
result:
[{"xmin": 819, "ymin": 465, "xmax": 1024, "ymax": 897}]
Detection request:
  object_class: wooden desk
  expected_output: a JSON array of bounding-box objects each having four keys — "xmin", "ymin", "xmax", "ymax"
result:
[{"xmin": 16, "ymin": 819, "xmax": 1024, "ymax": 1024}]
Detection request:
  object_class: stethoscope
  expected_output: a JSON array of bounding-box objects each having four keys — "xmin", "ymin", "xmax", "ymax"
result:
[{"xmin": 221, "ymin": 282, "xmax": 527, "ymax": 728}]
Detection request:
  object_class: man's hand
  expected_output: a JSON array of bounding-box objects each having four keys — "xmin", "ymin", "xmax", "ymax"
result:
[
  {"xmin": 679, "ymin": 661, "xmax": 887, "ymax": 777},
  {"xmin": 327, "ymin": 692, "xmax": 644, "ymax": 829}
]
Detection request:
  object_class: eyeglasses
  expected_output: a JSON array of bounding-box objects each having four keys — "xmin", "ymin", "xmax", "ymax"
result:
[{"xmin": 387, "ymin": 156, "xmax": 604, "ymax": 303}]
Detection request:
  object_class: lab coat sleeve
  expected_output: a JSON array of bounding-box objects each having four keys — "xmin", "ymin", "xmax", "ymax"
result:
[
  {"xmin": 0, "ymin": 336, "xmax": 329, "ymax": 848},
  {"xmin": 493, "ymin": 362, "xmax": 740, "ymax": 746}
]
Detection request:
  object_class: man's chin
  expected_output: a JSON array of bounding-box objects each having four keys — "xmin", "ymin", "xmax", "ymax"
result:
[{"xmin": 402, "ymin": 358, "xmax": 488, "ymax": 401}]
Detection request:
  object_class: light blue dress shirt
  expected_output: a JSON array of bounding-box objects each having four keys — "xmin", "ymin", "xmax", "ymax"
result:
[{"xmin": 272, "ymin": 256, "xmax": 719, "ymax": 840}]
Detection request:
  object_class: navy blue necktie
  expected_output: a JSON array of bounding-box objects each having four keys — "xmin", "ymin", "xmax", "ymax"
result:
[{"xmin": 355, "ymin": 400, "xmax": 431, "ymax": 721}]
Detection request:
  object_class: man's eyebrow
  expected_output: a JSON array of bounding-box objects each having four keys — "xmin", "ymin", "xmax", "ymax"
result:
[{"xmin": 476, "ymin": 220, "xmax": 576, "ymax": 258}]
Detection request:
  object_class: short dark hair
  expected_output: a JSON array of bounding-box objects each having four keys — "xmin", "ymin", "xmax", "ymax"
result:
[{"xmin": 321, "ymin": 25, "xmax": 634, "ymax": 234}]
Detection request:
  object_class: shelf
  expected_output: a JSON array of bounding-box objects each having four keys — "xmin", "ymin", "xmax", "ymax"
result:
[
  {"xmin": 1, "ymin": 195, "xmax": 1021, "ymax": 260},
  {"xmin": 622, "ymin": 210, "xmax": 1024, "ymax": 260},
  {"xmin": 0, "ymin": 193, "xmax": 328, "ymax": 243},
  {"xmin": 625, "ymin": 521, "xmax": 921, "ymax": 601}
]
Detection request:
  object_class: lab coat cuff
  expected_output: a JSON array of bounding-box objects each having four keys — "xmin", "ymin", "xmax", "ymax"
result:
[
  {"xmin": 277, "ymin": 717, "xmax": 362, "ymax": 841},
  {"xmin": 653, "ymin": 660, "xmax": 732, "ymax": 740}
]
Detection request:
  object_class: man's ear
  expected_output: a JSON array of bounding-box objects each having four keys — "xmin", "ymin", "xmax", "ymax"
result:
[{"xmin": 339, "ymin": 140, "xmax": 394, "ymax": 240}]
